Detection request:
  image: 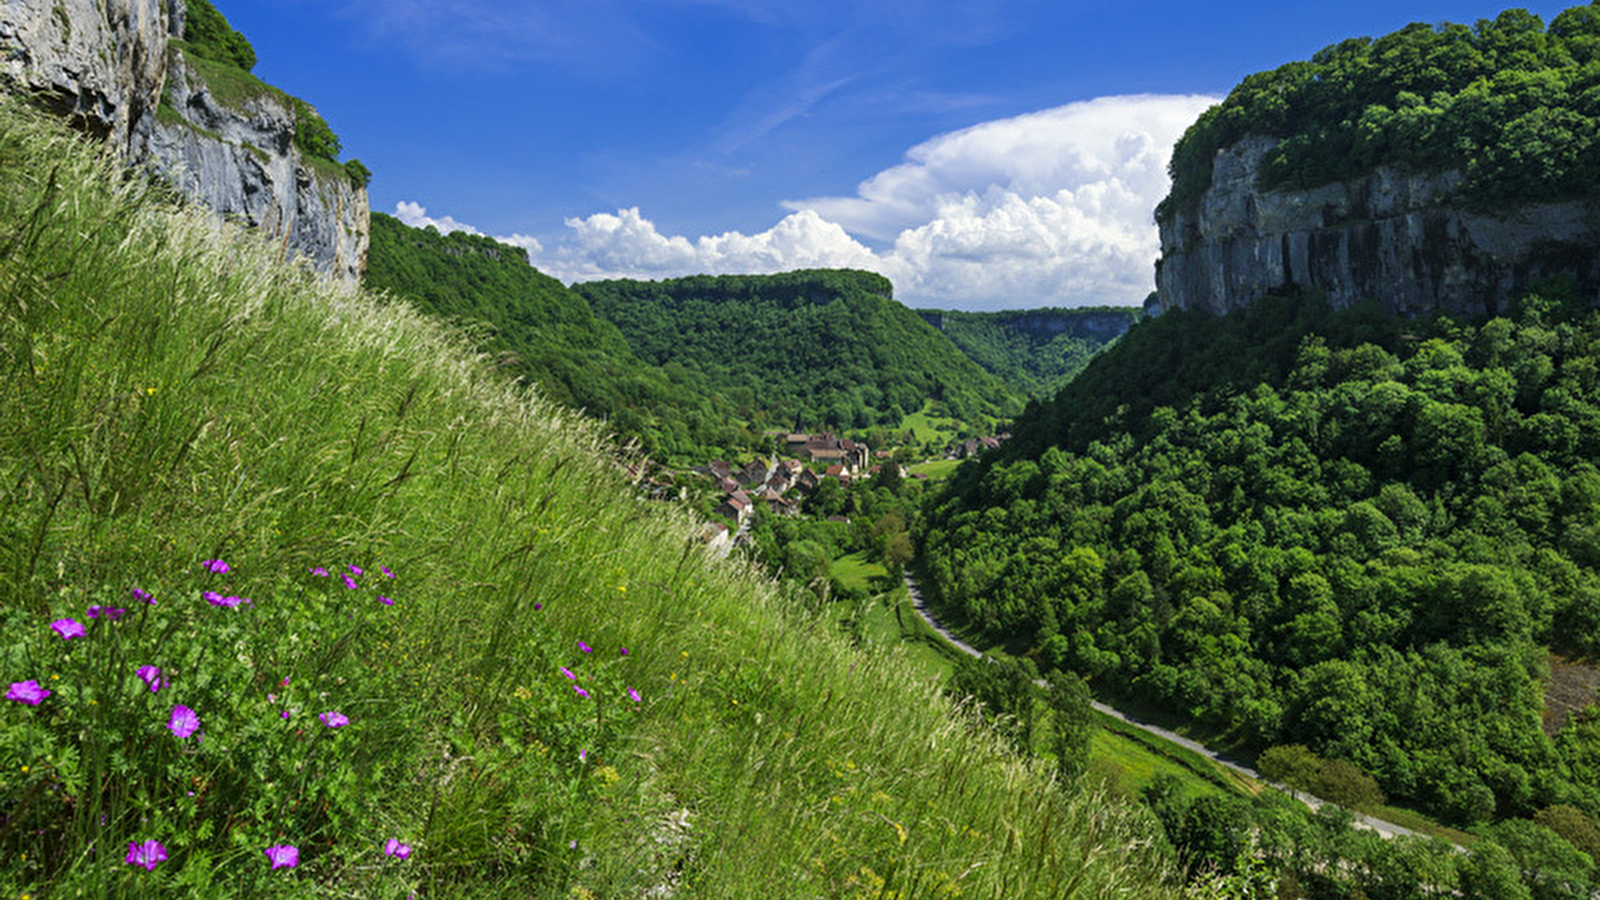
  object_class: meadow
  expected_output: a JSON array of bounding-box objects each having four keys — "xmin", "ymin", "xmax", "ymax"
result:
[{"xmin": 0, "ymin": 99, "xmax": 1177, "ymax": 898}]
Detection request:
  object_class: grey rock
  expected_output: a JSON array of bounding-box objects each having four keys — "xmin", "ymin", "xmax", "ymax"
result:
[
  {"xmin": 1155, "ymin": 137, "xmax": 1600, "ymax": 318},
  {"xmin": 0, "ymin": 0, "xmax": 366, "ymax": 282}
]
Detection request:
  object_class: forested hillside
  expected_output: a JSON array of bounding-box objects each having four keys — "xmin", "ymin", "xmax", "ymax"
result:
[
  {"xmin": 922, "ymin": 291, "xmax": 1600, "ymax": 832},
  {"xmin": 365, "ymin": 212, "xmax": 750, "ymax": 461},
  {"xmin": 918, "ymin": 307, "xmax": 1140, "ymax": 397},
  {"xmin": 1161, "ymin": 3, "xmax": 1600, "ymax": 217},
  {"xmin": 575, "ymin": 272, "xmax": 1022, "ymax": 432}
]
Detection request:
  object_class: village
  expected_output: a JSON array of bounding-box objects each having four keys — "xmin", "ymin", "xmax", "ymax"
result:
[{"xmin": 684, "ymin": 429, "xmax": 1011, "ymax": 555}]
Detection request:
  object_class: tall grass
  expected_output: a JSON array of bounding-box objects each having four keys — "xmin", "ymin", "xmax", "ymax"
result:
[{"xmin": 0, "ymin": 98, "xmax": 1178, "ymax": 898}]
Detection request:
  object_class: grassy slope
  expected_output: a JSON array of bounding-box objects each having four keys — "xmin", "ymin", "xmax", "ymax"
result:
[{"xmin": 0, "ymin": 101, "xmax": 1175, "ymax": 897}]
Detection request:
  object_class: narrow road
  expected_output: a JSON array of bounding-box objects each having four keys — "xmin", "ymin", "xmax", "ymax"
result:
[{"xmin": 903, "ymin": 573, "xmax": 1429, "ymax": 843}]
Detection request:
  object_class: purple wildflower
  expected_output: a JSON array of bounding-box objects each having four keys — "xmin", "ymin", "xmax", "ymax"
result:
[
  {"xmin": 281, "ymin": 711, "xmax": 291, "ymax": 720},
  {"xmin": 202, "ymin": 559, "xmax": 230, "ymax": 574},
  {"xmin": 263, "ymin": 844, "xmax": 299, "ymax": 869},
  {"xmin": 579, "ymin": 748, "xmax": 587, "ymax": 763},
  {"xmin": 168, "ymin": 705, "xmax": 199, "ymax": 739},
  {"xmin": 203, "ymin": 590, "xmax": 239, "ymax": 608},
  {"xmin": 560, "ymin": 667, "xmax": 576, "ymax": 680},
  {"xmin": 88, "ymin": 606, "xmax": 125, "ymax": 621},
  {"xmin": 319, "ymin": 711, "xmax": 349, "ymax": 728},
  {"xmin": 51, "ymin": 618, "xmax": 86, "ymax": 640},
  {"xmin": 342, "ymin": 575, "xmax": 358, "ymax": 590},
  {"xmin": 348, "ymin": 564, "xmax": 364, "ymax": 576},
  {"xmin": 574, "ymin": 685, "xmax": 590, "ymax": 699},
  {"xmin": 628, "ymin": 687, "xmax": 641, "ymax": 703},
  {"xmin": 381, "ymin": 565, "xmax": 395, "ymax": 579},
  {"xmin": 131, "ymin": 587, "xmax": 154, "ymax": 604},
  {"xmin": 620, "ymin": 646, "xmax": 630, "ymax": 656},
  {"xmin": 534, "ymin": 603, "xmax": 542, "ymax": 611},
  {"xmin": 378, "ymin": 596, "xmax": 394, "ymax": 606},
  {"xmin": 7, "ymin": 680, "xmax": 49, "ymax": 705},
  {"xmin": 309, "ymin": 567, "xmax": 329, "ymax": 577},
  {"xmin": 125, "ymin": 839, "xmax": 167, "ymax": 871},
  {"xmin": 384, "ymin": 838, "xmax": 412, "ymax": 859},
  {"xmin": 136, "ymin": 665, "xmax": 165, "ymax": 693},
  {"xmin": 579, "ymin": 641, "xmax": 593, "ymax": 654}
]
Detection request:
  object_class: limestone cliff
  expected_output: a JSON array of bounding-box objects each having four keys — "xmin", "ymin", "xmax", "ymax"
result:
[
  {"xmin": 1155, "ymin": 137, "xmax": 1600, "ymax": 318},
  {"xmin": 0, "ymin": 0, "xmax": 367, "ymax": 281}
]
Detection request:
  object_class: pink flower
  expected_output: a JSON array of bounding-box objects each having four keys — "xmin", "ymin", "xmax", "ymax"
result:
[
  {"xmin": 319, "ymin": 711, "xmax": 349, "ymax": 728},
  {"xmin": 136, "ymin": 665, "xmax": 165, "ymax": 693},
  {"xmin": 309, "ymin": 567, "xmax": 329, "ymax": 577},
  {"xmin": 628, "ymin": 687, "xmax": 641, "ymax": 703},
  {"xmin": 579, "ymin": 641, "xmax": 593, "ymax": 653},
  {"xmin": 348, "ymin": 564, "xmax": 364, "ymax": 576},
  {"xmin": 7, "ymin": 680, "xmax": 49, "ymax": 705},
  {"xmin": 264, "ymin": 844, "xmax": 299, "ymax": 869},
  {"xmin": 378, "ymin": 596, "xmax": 394, "ymax": 606},
  {"xmin": 125, "ymin": 838, "xmax": 167, "ymax": 871},
  {"xmin": 560, "ymin": 666, "xmax": 576, "ymax": 680},
  {"xmin": 620, "ymin": 646, "xmax": 630, "ymax": 656},
  {"xmin": 88, "ymin": 605, "xmax": 125, "ymax": 620},
  {"xmin": 384, "ymin": 838, "xmax": 412, "ymax": 859},
  {"xmin": 574, "ymin": 685, "xmax": 590, "ymax": 699},
  {"xmin": 51, "ymin": 618, "xmax": 86, "ymax": 640},
  {"xmin": 204, "ymin": 591, "xmax": 241, "ymax": 609},
  {"xmin": 342, "ymin": 575, "xmax": 358, "ymax": 590},
  {"xmin": 381, "ymin": 565, "xmax": 395, "ymax": 579},
  {"xmin": 202, "ymin": 559, "xmax": 230, "ymax": 574},
  {"xmin": 168, "ymin": 705, "xmax": 199, "ymax": 739}
]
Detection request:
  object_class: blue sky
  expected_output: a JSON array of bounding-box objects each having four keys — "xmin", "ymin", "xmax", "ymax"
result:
[{"xmin": 229, "ymin": 0, "xmax": 1577, "ymax": 309}]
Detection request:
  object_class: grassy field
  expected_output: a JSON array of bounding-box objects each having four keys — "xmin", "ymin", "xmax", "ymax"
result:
[
  {"xmin": 829, "ymin": 550, "xmax": 887, "ymax": 594},
  {"xmin": 0, "ymin": 99, "xmax": 1178, "ymax": 899},
  {"xmin": 907, "ymin": 458, "xmax": 963, "ymax": 482}
]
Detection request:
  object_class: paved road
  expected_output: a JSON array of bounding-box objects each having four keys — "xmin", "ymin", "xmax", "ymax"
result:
[{"xmin": 902, "ymin": 573, "xmax": 1428, "ymax": 843}]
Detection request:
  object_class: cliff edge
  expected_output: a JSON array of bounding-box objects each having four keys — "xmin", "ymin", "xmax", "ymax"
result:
[
  {"xmin": 1155, "ymin": 136, "xmax": 1600, "ymax": 319},
  {"xmin": 0, "ymin": 0, "xmax": 367, "ymax": 281}
]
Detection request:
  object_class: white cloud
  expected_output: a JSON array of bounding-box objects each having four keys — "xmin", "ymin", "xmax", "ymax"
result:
[
  {"xmin": 393, "ymin": 201, "xmax": 484, "ymax": 237},
  {"xmin": 396, "ymin": 94, "xmax": 1219, "ymax": 310}
]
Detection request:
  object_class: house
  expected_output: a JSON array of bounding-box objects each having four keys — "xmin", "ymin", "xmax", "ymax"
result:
[{"xmin": 737, "ymin": 459, "xmax": 768, "ymax": 487}]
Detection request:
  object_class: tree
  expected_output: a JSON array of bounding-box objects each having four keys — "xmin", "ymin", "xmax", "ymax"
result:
[
  {"xmin": 946, "ymin": 655, "xmax": 1039, "ymax": 753},
  {"xmin": 1047, "ymin": 671, "xmax": 1094, "ymax": 784},
  {"xmin": 1258, "ymin": 744, "xmax": 1323, "ymax": 797}
]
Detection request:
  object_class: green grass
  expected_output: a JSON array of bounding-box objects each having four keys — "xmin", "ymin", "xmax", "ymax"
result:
[
  {"xmin": 830, "ymin": 550, "xmax": 886, "ymax": 593},
  {"xmin": 907, "ymin": 458, "xmax": 962, "ymax": 482},
  {"xmin": 899, "ymin": 401, "xmax": 968, "ymax": 445},
  {"xmin": 0, "ymin": 98, "xmax": 1178, "ymax": 899}
]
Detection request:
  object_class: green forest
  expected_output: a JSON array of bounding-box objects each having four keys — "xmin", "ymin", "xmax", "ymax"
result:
[
  {"xmin": 917, "ymin": 307, "xmax": 1140, "ymax": 398},
  {"xmin": 921, "ymin": 291, "xmax": 1600, "ymax": 835},
  {"xmin": 576, "ymin": 272, "xmax": 1022, "ymax": 432},
  {"xmin": 1160, "ymin": 4, "xmax": 1600, "ymax": 217},
  {"xmin": 365, "ymin": 212, "xmax": 754, "ymax": 462}
]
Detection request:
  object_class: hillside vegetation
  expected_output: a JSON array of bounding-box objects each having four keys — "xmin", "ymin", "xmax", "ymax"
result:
[
  {"xmin": 576, "ymin": 272, "xmax": 1022, "ymax": 432},
  {"xmin": 1161, "ymin": 2, "xmax": 1600, "ymax": 217},
  {"xmin": 365, "ymin": 212, "xmax": 749, "ymax": 462},
  {"xmin": 918, "ymin": 307, "xmax": 1140, "ymax": 398},
  {"xmin": 0, "ymin": 99, "xmax": 1176, "ymax": 897},
  {"xmin": 922, "ymin": 291, "xmax": 1600, "ymax": 871}
]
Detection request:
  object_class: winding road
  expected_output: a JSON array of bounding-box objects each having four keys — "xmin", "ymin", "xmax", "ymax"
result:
[{"xmin": 902, "ymin": 573, "xmax": 1431, "ymax": 843}]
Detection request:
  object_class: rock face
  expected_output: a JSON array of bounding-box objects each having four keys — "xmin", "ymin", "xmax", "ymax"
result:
[
  {"xmin": 920, "ymin": 309, "xmax": 1138, "ymax": 342},
  {"xmin": 1155, "ymin": 137, "xmax": 1600, "ymax": 318},
  {"xmin": 0, "ymin": 0, "xmax": 367, "ymax": 281}
]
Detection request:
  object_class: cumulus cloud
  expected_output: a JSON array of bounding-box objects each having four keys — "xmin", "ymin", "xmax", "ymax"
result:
[
  {"xmin": 394, "ymin": 201, "xmax": 484, "ymax": 237},
  {"xmin": 398, "ymin": 94, "xmax": 1219, "ymax": 309}
]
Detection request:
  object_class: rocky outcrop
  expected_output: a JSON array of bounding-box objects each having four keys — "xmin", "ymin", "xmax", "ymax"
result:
[
  {"xmin": 131, "ymin": 49, "xmax": 368, "ymax": 280},
  {"xmin": 0, "ymin": 0, "xmax": 166, "ymax": 146},
  {"xmin": 920, "ymin": 309, "xmax": 1138, "ymax": 342},
  {"xmin": 0, "ymin": 0, "xmax": 367, "ymax": 281},
  {"xmin": 1155, "ymin": 137, "xmax": 1600, "ymax": 318}
]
